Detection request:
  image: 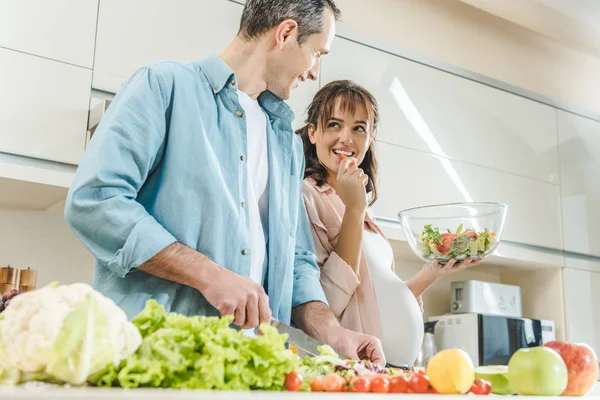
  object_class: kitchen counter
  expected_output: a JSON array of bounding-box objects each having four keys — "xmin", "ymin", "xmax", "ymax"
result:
[{"xmin": 1, "ymin": 383, "xmax": 599, "ymax": 399}]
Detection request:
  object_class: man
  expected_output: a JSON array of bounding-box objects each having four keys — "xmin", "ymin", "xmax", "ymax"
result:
[{"xmin": 65, "ymin": 0, "xmax": 385, "ymax": 364}]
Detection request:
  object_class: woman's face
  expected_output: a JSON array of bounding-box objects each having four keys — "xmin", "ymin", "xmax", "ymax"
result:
[{"xmin": 308, "ymin": 99, "xmax": 372, "ymax": 177}]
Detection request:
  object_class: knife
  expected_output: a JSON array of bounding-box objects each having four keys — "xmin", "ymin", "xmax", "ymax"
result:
[{"xmin": 268, "ymin": 319, "xmax": 324, "ymax": 357}]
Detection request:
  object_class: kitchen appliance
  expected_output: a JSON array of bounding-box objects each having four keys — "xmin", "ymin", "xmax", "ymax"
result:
[
  {"xmin": 451, "ymin": 280, "xmax": 522, "ymax": 318},
  {"xmin": 428, "ymin": 313, "xmax": 555, "ymax": 366}
]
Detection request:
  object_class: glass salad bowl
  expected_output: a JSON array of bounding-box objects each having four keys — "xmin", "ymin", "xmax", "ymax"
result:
[{"xmin": 397, "ymin": 202, "xmax": 508, "ymax": 264}]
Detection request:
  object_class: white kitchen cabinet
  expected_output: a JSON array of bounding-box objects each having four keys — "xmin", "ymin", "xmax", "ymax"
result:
[
  {"xmin": 562, "ymin": 265, "xmax": 600, "ymax": 356},
  {"xmin": 0, "ymin": 0, "xmax": 98, "ymax": 68},
  {"xmin": 373, "ymin": 142, "xmax": 563, "ymax": 250},
  {"xmin": 558, "ymin": 111, "xmax": 600, "ymax": 258},
  {"xmin": 321, "ymin": 38, "xmax": 560, "ymax": 184},
  {"xmin": 93, "ymin": 0, "xmax": 317, "ymax": 129},
  {"xmin": 0, "ymin": 48, "xmax": 92, "ymax": 165}
]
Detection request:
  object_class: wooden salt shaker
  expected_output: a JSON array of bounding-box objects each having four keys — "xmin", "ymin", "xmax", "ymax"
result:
[
  {"xmin": 0, "ymin": 265, "xmax": 18, "ymax": 294},
  {"xmin": 19, "ymin": 267, "xmax": 37, "ymax": 292}
]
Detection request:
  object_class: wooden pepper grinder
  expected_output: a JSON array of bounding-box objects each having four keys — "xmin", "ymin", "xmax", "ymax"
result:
[
  {"xmin": 0, "ymin": 265, "xmax": 18, "ymax": 294},
  {"xmin": 19, "ymin": 267, "xmax": 37, "ymax": 293}
]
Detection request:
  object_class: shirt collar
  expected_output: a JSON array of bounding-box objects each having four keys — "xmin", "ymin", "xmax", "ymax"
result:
[
  {"xmin": 198, "ymin": 54, "xmax": 295, "ymax": 123},
  {"xmin": 306, "ymin": 177, "xmax": 334, "ymax": 193}
]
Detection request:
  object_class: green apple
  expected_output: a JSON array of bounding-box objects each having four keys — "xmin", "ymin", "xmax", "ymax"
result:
[{"xmin": 508, "ymin": 346, "xmax": 568, "ymax": 396}]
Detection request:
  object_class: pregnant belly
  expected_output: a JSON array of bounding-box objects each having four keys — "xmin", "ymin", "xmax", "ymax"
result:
[{"xmin": 371, "ymin": 269, "xmax": 424, "ymax": 367}]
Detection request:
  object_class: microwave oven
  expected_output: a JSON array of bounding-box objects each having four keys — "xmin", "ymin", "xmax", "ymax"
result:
[{"xmin": 428, "ymin": 313, "xmax": 556, "ymax": 366}]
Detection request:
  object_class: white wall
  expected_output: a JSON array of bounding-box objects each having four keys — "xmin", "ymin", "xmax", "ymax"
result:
[{"xmin": 0, "ymin": 205, "xmax": 95, "ymax": 288}]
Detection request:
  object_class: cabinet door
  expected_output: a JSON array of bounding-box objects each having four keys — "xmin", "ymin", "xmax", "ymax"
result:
[
  {"xmin": 93, "ymin": 0, "xmax": 242, "ymax": 93},
  {"xmin": 93, "ymin": 0, "xmax": 317, "ymax": 129},
  {"xmin": 321, "ymin": 37, "xmax": 560, "ymax": 184},
  {"xmin": 0, "ymin": 49, "xmax": 92, "ymax": 164},
  {"xmin": 558, "ymin": 111, "xmax": 600, "ymax": 257},
  {"xmin": 0, "ymin": 0, "xmax": 98, "ymax": 68},
  {"xmin": 373, "ymin": 142, "xmax": 563, "ymax": 250},
  {"xmin": 563, "ymin": 266, "xmax": 600, "ymax": 357}
]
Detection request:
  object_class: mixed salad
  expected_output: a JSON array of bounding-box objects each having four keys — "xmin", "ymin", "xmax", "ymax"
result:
[{"xmin": 418, "ymin": 224, "xmax": 498, "ymax": 261}]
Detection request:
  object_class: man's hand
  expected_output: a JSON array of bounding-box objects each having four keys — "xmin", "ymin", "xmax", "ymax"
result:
[
  {"xmin": 198, "ymin": 264, "xmax": 272, "ymax": 329},
  {"xmin": 138, "ymin": 242, "xmax": 271, "ymax": 329},
  {"xmin": 326, "ymin": 326, "xmax": 386, "ymax": 366},
  {"xmin": 292, "ymin": 301, "xmax": 386, "ymax": 366}
]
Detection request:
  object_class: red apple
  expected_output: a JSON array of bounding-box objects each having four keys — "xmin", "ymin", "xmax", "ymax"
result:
[{"xmin": 544, "ymin": 341, "xmax": 599, "ymax": 396}]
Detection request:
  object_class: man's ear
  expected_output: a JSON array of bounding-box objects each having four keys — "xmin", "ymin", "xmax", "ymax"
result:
[{"xmin": 274, "ymin": 19, "xmax": 299, "ymax": 49}]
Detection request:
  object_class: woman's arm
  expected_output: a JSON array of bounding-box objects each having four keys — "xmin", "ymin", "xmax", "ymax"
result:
[{"xmin": 334, "ymin": 208, "xmax": 365, "ymax": 273}]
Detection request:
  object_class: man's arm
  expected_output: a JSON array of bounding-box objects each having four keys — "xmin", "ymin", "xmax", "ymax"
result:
[
  {"xmin": 64, "ymin": 66, "xmax": 269, "ymax": 328},
  {"xmin": 292, "ymin": 301, "xmax": 386, "ymax": 365}
]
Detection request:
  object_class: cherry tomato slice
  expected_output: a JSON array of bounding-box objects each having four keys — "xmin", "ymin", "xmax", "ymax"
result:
[
  {"xmin": 322, "ymin": 373, "xmax": 345, "ymax": 392},
  {"xmin": 409, "ymin": 373, "xmax": 431, "ymax": 393},
  {"xmin": 389, "ymin": 375, "xmax": 410, "ymax": 393},
  {"xmin": 370, "ymin": 375, "xmax": 390, "ymax": 393},
  {"xmin": 310, "ymin": 377, "xmax": 323, "ymax": 392},
  {"xmin": 350, "ymin": 377, "xmax": 371, "ymax": 393},
  {"xmin": 469, "ymin": 378, "xmax": 492, "ymax": 395},
  {"xmin": 284, "ymin": 372, "xmax": 302, "ymax": 392}
]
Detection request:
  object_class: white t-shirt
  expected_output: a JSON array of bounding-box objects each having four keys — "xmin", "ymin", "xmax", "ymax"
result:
[
  {"xmin": 362, "ymin": 229, "xmax": 424, "ymax": 367},
  {"xmin": 237, "ymin": 90, "xmax": 269, "ymax": 286}
]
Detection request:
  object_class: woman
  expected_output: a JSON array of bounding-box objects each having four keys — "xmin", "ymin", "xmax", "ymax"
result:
[{"xmin": 297, "ymin": 80, "xmax": 481, "ymax": 367}]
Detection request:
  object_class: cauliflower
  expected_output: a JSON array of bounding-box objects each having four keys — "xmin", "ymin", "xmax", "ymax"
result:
[{"xmin": 0, "ymin": 283, "xmax": 142, "ymax": 385}]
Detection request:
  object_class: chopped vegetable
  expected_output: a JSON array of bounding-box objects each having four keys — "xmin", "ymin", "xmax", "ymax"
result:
[{"xmin": 418, "ymin": 224, "xmax": 498, "ymax": 262}]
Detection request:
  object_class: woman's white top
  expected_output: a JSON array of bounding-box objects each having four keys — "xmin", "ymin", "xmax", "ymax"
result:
[{"xmin": 362, "ymin": 229, "xmax": 424, "ymax": 367}]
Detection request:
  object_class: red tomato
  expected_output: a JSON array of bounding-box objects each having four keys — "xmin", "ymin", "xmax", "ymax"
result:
[
  {"xmin": 370, "ymin": 375, "xmax": 390, "ymax": 393},
  {"xmin": 284, "ymin": 372, "xmax": 302, "ymax": 392},
  {"xmin": 322, "ymin": 373, "xmax": 345, "ymax": 392},
  {"xmin": 409, "ymin": 373, "xmax": 431, "ymax": 394},
  {"xmin": 310, "ymin": 377, "xmax": 323, "ymax": 392},
  {"xmin": 436, "ymin": 233, "xmax": 455, "ymax": 255},
  {"xmin": 350, "ymin": 377, "xmax": 371, "ymax": 393},
  {"xmin": 469, "ymin": 378, "xmax": 492, "ymax": 395},
  {"xmin": 462, "ymin": 230, "xmax": 478, "ymax": 238},
  {"xmin": 389, "ymin": 375, "xmax": 410, "ymax": 393}
]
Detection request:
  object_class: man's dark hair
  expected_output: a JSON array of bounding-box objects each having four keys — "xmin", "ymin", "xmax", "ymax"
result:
[{"xmin": 239, "ymin": 0, "xmax": 341, "ymax": 44}]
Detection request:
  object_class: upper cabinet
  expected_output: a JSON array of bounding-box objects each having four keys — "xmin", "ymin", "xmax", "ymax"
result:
[
  {"xmin": 373, "ymin": 142, "xmax": 563, "ymax": 250},
  {"xmin": 0, "ymin": 0, "xmax": 99, "ymax": 68},
  {"xmin": 558, "ymin": 111, "xmax": 600, "ymax": 257},
  {"xmin": 93, "ymin": 0, "xmax": 242, "ymax": 93},
  {"xmin": 0, "ymin": 48, "xmax": 92, "ymax": 165},
  {"xmin": 321, "ymin": 38, "xmax": 560, "ymax": 184},
  {"xmin": 92, "ymin": 0, "xmax": 317, "ymax": 129}
]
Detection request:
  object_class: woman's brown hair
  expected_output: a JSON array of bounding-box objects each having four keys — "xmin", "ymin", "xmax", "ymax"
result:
[{"xmin": 295, "ymin": 80, "xmax": 380, "ymax": 206}]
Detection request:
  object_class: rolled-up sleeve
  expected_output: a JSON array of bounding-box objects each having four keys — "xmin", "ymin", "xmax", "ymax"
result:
[{"xmin": 64, "ymin": 66, "xmax": 177, "ymax": 277}]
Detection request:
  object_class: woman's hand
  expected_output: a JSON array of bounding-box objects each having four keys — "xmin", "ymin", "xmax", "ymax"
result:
[
  {"xmin": 336, "ymin": 157, "xmax": 368, "ymax": 214},
  {"xmin": 406, "ymin": 258, "xmax": 484, "ymax": 300},
  {"xmin": 422, "ymin": 258, "xmax": 483, "ymax": 279}
]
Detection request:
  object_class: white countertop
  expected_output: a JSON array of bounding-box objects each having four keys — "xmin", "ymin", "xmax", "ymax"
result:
[{"xmin": 1, "ymin": 383, "xmax": 599, "ymax": 399}]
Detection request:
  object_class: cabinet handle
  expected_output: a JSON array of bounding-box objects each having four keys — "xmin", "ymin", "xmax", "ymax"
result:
[{"xmin": 86, "ymin": 99, "xmax": 112, "ymax": 146}]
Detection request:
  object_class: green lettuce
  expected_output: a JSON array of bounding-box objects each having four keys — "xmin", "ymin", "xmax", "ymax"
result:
[{"xmin": 91, "ymin": 299, "xmax": 299, "ymax": 390}]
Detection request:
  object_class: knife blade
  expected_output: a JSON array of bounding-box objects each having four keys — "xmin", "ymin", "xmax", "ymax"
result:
[{"xmin": 269, "ymin": 319, "xmax": 323, "ymax": 357}]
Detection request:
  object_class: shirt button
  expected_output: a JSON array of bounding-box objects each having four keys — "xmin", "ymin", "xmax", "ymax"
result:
[
  {"xmin": 231, "ymin": 79, "xmax": 236, "ymax": 86},
  {"xmin": 236, "ymin": 110, "xmax": 243, "ymax": 118},
  {"xmin": 241, "ymin": 202, "xmax": 246, "ymax": 208},
  {"xmin": 215, "ymin": 86, "xmax": 220, "ymax": 92},
  {"xmin": 241, "ymin": 249, "xmax": 248, "ymax": 256},
  {"xmin": 240, "ymin": 155, "xmax": 245, "ymax": 161}
]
